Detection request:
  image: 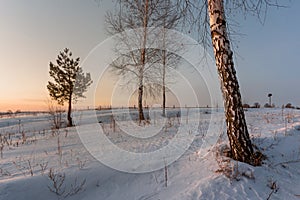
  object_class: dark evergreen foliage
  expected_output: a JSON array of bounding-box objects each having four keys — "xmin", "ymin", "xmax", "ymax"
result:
[{"xmin": 47, "ymin": 48, "xmax": 92, "ymax": 127}]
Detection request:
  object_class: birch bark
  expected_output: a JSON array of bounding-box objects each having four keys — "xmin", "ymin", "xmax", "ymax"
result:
[
  {"xmin": 138, "ymin": 0, "xmax": 149, "ymax": 122},
  {"xmin": 207, "ymin": 0, "xmax": 254, "ymax": 164}
]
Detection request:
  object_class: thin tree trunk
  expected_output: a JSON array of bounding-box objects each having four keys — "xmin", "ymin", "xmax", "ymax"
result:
[
  {"xmin": 207, "ymin": 0, "xmax": 254, "ymax": 164},
  {"xmin": 138, "ymin": 0, "xmax": 149, "ymax": 123},
  {"xmin": 138, "ymin": 71, "xmax": 145, "ymax": 122},
  {"xmin": 162, "ymin": 2, "xmax": 167, "ymax": 117},
  {"xmin": 162, "ymin": 49, "xmax": 166, "ymax": 117},
  {"xmin": 162, "ymin": 78, "xmax": 166, "ymax": 117},
  {"xmin": 67, "ymin": 93, "xmax": 73, "ymax": 127}
]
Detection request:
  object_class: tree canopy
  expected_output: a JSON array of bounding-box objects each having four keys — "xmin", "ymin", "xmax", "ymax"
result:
[{"xmin": 47, "ymin": 48, "xmax": 92, "ymax": 126}]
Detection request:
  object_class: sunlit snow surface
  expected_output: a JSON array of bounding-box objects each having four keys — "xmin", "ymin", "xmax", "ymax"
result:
[{"xmin": 0, "ymin": 108, "xmax": 300, "ymax": 200}]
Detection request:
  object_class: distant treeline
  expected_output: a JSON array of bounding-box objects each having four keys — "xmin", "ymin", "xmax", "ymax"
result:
[{"xmin": 0, "ymin": 111, "xmax": 48, "ymax": 118}]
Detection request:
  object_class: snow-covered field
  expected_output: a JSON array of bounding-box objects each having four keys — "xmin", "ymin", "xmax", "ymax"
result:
[{"xmin": 0, "ymin": 108, "xmax": 300, "ymax": 200}]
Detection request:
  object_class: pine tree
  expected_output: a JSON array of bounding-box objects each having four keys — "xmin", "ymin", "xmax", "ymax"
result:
[{"xmin": 47, "ymin": 48, "xmax": 92, "ymax": 127}]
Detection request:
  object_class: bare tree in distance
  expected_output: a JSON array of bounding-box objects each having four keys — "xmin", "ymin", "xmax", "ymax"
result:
[
  {"xmin": 153, "ymin": 0, "xmax": 182, "ymax": 117},
  {"xmin": 175, "ymin": 0, "xmax": 284, "ymax": 165},
  {"xmin": 106, "ymin": 0, "xmax": 182, "ymax": 122},
  {"xmin": 47, "ymin": 48, "xmax": 93, "ymax": 127},
  {"xmin": 106, "ymin": 0, "xmax": 152, "ymax": 122}
]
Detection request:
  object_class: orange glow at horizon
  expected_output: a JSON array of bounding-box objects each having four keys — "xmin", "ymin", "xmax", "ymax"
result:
[{"xmin": 0, "ymin": 100, "xmax": 48, "ymax": 112}]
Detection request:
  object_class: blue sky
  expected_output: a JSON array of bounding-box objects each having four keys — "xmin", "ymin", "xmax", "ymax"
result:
[
  {"xmin": 0, "ymin": 0, "xmax": 299, "ymax": 111},
  {"xmin": 235, "ymin": 1, "xmax": 300, "ymax": 106}
]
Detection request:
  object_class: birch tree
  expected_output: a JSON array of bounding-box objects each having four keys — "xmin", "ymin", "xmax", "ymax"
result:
[
  {"xmin": 176, "ymin": 0, "xmax": 282, "ymax": 165},
  {"xmin": 207, "ymin": 0, "xmax": 254, "ymax": 163},
  {"xmin": 106, "ymin": 0, "xmax": 152, "ymax": 122},
  {"xmin": 154, "ymin": 0, "xmax": 181, "ymax": 117},
  {"xmin": 106, "ymin": 0, "xmax": 181, "ymax": 121}
]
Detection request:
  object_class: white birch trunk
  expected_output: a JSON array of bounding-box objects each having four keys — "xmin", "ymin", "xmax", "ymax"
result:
[
  {"xmin": 138, "ymin": 0, "xmax": 149, "ymax": 122},
  {"xmin": 207, "ymin": 0, "xmax": 255, "ymax": 164}
]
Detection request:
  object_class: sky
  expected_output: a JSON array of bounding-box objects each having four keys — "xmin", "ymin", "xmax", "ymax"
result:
[{"xmin": 0, "ymin": 0, "xmax": 299, "ymax": 112}]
